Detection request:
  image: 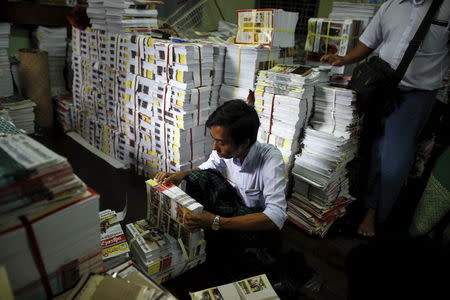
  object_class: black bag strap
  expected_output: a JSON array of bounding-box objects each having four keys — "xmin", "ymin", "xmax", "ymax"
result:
[{"xmin": 395, "ymin": 0, "xmax": 444, "ymax": 80}]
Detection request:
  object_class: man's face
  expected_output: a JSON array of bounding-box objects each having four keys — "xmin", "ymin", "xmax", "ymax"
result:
[{"xmin": 210, "ymin": 125, "xmax": 246, "ymax": 159}]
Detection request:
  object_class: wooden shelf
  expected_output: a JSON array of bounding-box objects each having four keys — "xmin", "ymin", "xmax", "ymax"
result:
[{"xmin": 0, "ymin": 1, "xmax": 73, "ymax": 25}]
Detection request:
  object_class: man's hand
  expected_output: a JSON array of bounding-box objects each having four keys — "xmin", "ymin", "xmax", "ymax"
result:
[
  {"xmin": 154, "ymin": 171, "xmax": 187, "ymax": 185},
  {"xmin": 320, "ymin": 54, "xmax": 345, "ymax": 66},
  {"xmin": 184, "ymin": 210, "xmax": 215, "ymax": 232}
]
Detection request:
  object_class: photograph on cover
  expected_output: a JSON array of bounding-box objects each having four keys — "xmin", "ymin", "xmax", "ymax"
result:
[
  {"xmin": 211, "ymin": 288, "xmax": 224, "ymax": 300},
  {"xmin": 161, "ymin": 194, "xmax": 171, "ymax": 212},
  {"xmin": 247, "ymin": 276, "xmax": 267, "ymax": 293},
  {"xmin": 238, "ymin": 281, "xmax": 251, "ymax": 295},
  {"xmin": 168, "ymin": 218, "xmax": 181, "ymax": 239},
  {"xmin": 148, "ymin": 204, "xmax": 159, "ymax": 226}
]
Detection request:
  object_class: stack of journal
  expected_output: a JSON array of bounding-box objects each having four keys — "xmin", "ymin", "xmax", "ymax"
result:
[
  {"xmin": 235, "ymin": 9, "xmax": 299, "ymax": 48},
  {"xmin": 0, "ymin": 95, "xmax": 36, "ymax": 134},
  {"xmin": 254, "ymin": 65, "xmax": 320, "ymax": 167},
  {"xmin": 0, "ymin": 23, "xmax": 13, "ymax": 97},
  {"xmin": 329, "ymin": 1, "xmax": 379, "ymax": 29},
  {"xmin": 305, "ymin": 18, "xmax": 363, "ymax": 76},
  {"xmin": 0, "ymin": 132, "xmax": 103, "ymax": 299},
  {"xmin": 35, "ymin": 26, "xmax": 68, "ymax": 96},
  {"xmin": 54, "ymin": 94, "xmax": 75, "ymax": 132}
]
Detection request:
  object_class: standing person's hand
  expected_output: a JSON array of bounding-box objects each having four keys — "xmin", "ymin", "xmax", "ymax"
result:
[
  {"xmin": 320, "ymin": 54, "xmax": 346, "ymax": 66},
  {"xmin": 154, "ymin": 171, "xmax": 187, "ymax": 185}
]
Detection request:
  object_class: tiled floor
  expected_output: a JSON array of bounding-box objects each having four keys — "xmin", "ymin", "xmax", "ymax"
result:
[{"xmin": 34, "ymin": 128, "xmax": 447, "ymax": 300}]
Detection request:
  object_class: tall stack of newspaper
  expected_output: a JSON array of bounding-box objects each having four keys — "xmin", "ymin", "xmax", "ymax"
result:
[
  {"xmin": 289, "ymin": 86, "xmax": 360, "ymax": 237},
  {"xmin": 0, "ymin": 128, "xmax": 103, "ymax": 299},
  {"xmin": 0, "ymin": 95, "xmax": 36, "ymax": 133},
  {"xmin": 0, "ymin": 23, "xmax": 13, "ymax": 97},
  {"xmin": 254, "ymin": 65, "xmax": 320, "ymax": 169},
  {"xmin": 35, "ymin": 26, "xmax": 68, "ymax": 96},
  {"xmin": 124, "ymin": 179, "xmax": 206, "ymax": 283},
  {"xmin": 87, "ymin": 0, "xmax": 159, "ymax": 33},
  {"xmin": 305, "ymin": 18, "xmax": 363, "ymax": 77},
  {"xmin": 220, "ymin": 9, "xmax": 298, "ymax": 103}
]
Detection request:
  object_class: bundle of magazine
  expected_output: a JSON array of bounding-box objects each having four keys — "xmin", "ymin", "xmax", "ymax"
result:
[
  {"xmin": 0, "ymin": 121, "xmax": 105, "ymax": 299},
  {"xmin": 255, "ymin": 65, "xmax": 320, "ymax": 167},
  {"xmin": 35, "ymin": 26, "xmax": 68, "ymax": 96},
  {"xmin": 190, "ymin": 274, "xmax": 280, "ymax": 300},
  {"xmin": 329, "ymin": 2, "xmax": 379, "ymax": 29},
  {"xmin": 99, "ymin": 208, "xmax": 130, "ymax": 270},
  {"xmin": 235, "ymin": 9, "xmax": 299, "ymax": 48},
  {"xmin": 87, "ymin": 0, "xmax": 160, "ymax": 33},
  {"xmin": 54, "ymin": 94, "xmax": 76, "ymax": 132},
  {"xmin": 58, "ymin": 260, "xmax": 176, "ymax": 300},
  {"xmin": 0, "ymin": 95, "xmax": 36, "ymax": 134},
  {"xmin": 0, "ymin": 134, "xmax": 87, "ymax": 218},
  {"xmin": 123, "ymin": 179, "xmax": 206, "ymax": 283},
  {"xmin": 0, "ymin": 23, "xmax": 13, "ymax": 97},
  {"xmin": 70, "ymin": 26, "xmax": 222, "ymax": 176},
  {"xmin": 305, "ymin": 18, "xmax": 363, "ymax": 76}
]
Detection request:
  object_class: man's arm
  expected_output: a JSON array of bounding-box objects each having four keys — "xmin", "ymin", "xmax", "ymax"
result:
[
  {"xmin": 185, "ymin": 211, "xmax": 277, "ymax": 232},
  {"xmin": 320, "ymin": 42, "xmax": 374, "ymax": 66}
]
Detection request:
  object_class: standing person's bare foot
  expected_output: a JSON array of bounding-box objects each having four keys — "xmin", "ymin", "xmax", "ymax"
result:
[{"xmin": 358, "ymin": 208, "xmax": 376, "ymax": 237}]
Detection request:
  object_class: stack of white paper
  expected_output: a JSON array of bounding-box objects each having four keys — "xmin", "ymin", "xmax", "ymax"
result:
[
  {"xmin": 305, "ymin": 18, "xmax": 363, "ymax": 76},
  {"xmin": 235, "ymin": 9, "xmax": 299, "ymax": 48},
  {"xmin": 87, "ymin": 0, "xmax": 107, "ymax": 31},
  {"xmin": 105, "ymin": 0, "xmax": 159, "ymax": 33},
  {"xmin": 0, "ymin": 96, "xmax": 36, "ymax": 133},
  {"xmin": 0, "ymin": 23, "xmax": 13, "ymax": 97},
  {"xmin": 329, "ymin": 2, "xmax": 379, "ymax": 29},
  {"xmin": 254, "ymin": 65, "xmax": 319, "ymax": 166},
  {"xmin": 35, "ymin": 26, "xmax": 68, "ymax": 96}
]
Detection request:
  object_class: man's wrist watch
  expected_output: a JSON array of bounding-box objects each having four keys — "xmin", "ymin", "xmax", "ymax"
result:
[{"xmin": 211, "ymin": 215, "xmax": 220, "ymax": 231}]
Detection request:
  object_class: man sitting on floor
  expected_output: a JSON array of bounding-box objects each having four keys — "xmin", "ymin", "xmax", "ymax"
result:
[{"xmin": 155, "ymin": 99, "xmax": 287, "ymax": 272}]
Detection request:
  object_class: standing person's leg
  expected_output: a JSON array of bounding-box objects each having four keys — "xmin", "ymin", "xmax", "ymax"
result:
[{"xmin": 358, "ymin": 89, "xmax": 437, "ymax": 236}]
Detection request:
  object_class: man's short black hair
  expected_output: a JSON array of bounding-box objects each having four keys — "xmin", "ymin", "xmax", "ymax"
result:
[{"xmin": 206, "ymin": 100, "xmax": 260, "ymax": 145}]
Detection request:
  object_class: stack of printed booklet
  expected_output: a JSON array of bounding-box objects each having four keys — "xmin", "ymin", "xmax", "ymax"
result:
[
  {"xmin": 254, "ymin": 64, "xmax": 322, "ymax": 168},
  {"xmin": 0, "ymin": 23, "xmax": 13, "ymax": 98},
  {"xmin": 35, "ymin": 26, "xmax": 68, "ymax": 96},
  {"xmin": 123, "ymin": 179, "xmax": 206, "ymax": 284},
  {"xmin": 87, "ymin": 0, "xmax": 160, "ymax": 32},
  {"xmin": 289, "ymin": 86, "xmax": 359, "ymax": 237},
  {"xmin": 0, "ymin": 95, "xmax": 36, "ymax": 134},
  {"xmin": 0, "ymin": 122, "xmax": 103, "ymax": 299}
]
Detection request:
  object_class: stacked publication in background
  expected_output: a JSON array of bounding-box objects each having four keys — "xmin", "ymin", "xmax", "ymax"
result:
[
  {"xmin": 0, "ymin": 121, "xmax": 103, "ymax": 299},
  {"xmin": 289, "ymin": 86, "xmax": 360, "ymax": 237},
  {"xmin": 87, "ymin": 0, "xmax": 159, "ymax": 32},
  {"xmin": 328, "ymin": 1, "xmax": 379, "ymax": 29},
  {"xmin": 0, "ymin": 23, "xmax": 13, "ymax": 97},
  {"xmin": 124, "ymin": 179, "xmax": 206, "ymax": 283},
  {"xmin": 0, "ymin": 96, "xmax": 36, "ymax": 134},
  {"xmin": 220, "ymin": 9, "xmax": 298, "ymax": 102},
  {"xmin": 35, "ymin": 26, "xmax": 68, "ymax": 96},
  {"xmin": 254, "ymin": 64, "xmax": 322, "ymax": 170},
  {"xmin": 70, "ymin": 24, "xmax": 224, "ymax": 176},
  {"xmin": 304, "ymin": 18, "xmax": 363, "ymax": 79}
]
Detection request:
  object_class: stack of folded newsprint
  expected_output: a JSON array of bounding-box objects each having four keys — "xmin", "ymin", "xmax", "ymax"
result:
[
  {"xmin": 220, "ymin": 9, "xmax": 298, "ymax": 103},
  {"xmin": 329, "ymin": 1, "xmax": 379, "ymax": 29},
  {"xmin": 0, "ymin": 95, "xmax": 36, "ymax": 134},
  {"xmin": 254, "ymin": 65, "xmax": 320, "ymax": 168},
  {"xmin": 35, "ymin": 26, "xmax": 68, "ymax": 96},
  {"xmin": 125, "ymin": 179, "xmax": 206, "ymax": 283},
  {"xmin": 305, "ymin": 18, "xmax": 363, "ymax": 76},
  {"xmin": 288, "ymin": 86, "xmax": 359, "ymax": 237},
  {"xmin": 87, "ymin": 0, "xmax": 159, "ymax": 33},
  {"xmin": 0, "ymin": 132, "xmax": 103, "ymax": 299},
  {"xmin": 0, "ymin": 23, "xmax": 13, "ymax": 97}
]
